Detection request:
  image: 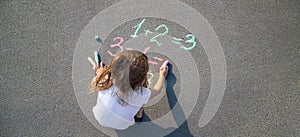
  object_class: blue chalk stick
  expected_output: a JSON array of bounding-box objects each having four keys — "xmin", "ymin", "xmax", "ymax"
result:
[
  {"xmin": 95, "ymin": 36, "xmax": 102, "ymax": 43},
  {"xmin": 94, "ymin": 51, "xmax": 101, "ymax": 65}
]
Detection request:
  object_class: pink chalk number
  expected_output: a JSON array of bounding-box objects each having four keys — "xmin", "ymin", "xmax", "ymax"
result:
[{"xmin": 107, "ymin": 37, "xmax": 124, "ymax": 56}]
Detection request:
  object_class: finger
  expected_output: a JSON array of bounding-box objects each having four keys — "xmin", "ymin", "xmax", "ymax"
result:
[{"xmin": 100, "ymin": 61, "xmax": 103, "ymax": 68}]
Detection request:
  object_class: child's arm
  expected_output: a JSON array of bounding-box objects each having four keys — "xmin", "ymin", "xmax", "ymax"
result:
[
  {"xmin": 89, "ymin": 62, "xmax": 107, "ymax": 92},
  {"xmin": 150, "ymin": 65, "xmax": 168, "ymax": 99}
]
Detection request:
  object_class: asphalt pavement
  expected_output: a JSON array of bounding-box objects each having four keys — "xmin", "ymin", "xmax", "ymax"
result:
[{"xmin": 1, "ymin": 0, "xmax": 299, "ymax": 136}]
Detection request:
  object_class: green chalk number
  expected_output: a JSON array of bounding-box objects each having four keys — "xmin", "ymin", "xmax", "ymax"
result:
[
  {"xmin": 181, "ymin": 34, "xmax": 197, "ymax": 50},
  {"xmin": 131, "ymin": 19, "xmax": 146, "ymax": 38},
  {"xmin": 150, "ymin": 24, "xmax": 169, "ymax": 47}
]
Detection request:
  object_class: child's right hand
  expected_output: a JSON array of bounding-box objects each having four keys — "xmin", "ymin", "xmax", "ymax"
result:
[
  {"xmin": 159, "ymin": 66, "xmax": 168, "ymax": 77},
  {"xmin": 159, "ymin": 60, "xmax": 169, "ymax": 77}
]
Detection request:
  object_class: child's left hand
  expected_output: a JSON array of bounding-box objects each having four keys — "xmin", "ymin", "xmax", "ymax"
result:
[{"xmin": 94, "ymin": 62, "xmax": 106, "ymax": 76}]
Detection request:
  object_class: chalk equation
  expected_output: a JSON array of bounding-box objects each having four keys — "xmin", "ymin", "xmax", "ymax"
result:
[{"xmin": 131, "ymin": 19, "xmax": 197, "ymax": 50}]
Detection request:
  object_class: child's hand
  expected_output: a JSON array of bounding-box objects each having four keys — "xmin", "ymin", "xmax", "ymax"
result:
[
  {"xmin": 159, "ymin": 65, "xmax": 168, "ymax": 77},
  {"xmin": 159, "ymin": 60, "xmax": 169, "ymax": 77},
  {"xmin": 95, "ymin": 62, "xmax": 106, "ymax": 76}
]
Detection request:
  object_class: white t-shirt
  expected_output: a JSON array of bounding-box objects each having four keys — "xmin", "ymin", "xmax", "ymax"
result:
[{"xmin": 93, "ymin": 85, "xmax": 151, "ymax": 130}]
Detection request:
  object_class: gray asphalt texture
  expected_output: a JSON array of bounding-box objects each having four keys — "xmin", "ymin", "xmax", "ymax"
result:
[{"xmin": 1, "ymin": 0, "xmax": 299, "ymax": 137}]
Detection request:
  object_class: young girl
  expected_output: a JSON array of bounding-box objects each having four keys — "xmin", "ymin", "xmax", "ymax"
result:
[{"xmin": 89, "ymin": 50, "xmax": 168, "ymax": 130}]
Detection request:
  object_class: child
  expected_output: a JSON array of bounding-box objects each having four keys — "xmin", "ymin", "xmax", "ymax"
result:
[{"xmin": 89, "ymin": 50, "xmax": 168, "ymax": 130}]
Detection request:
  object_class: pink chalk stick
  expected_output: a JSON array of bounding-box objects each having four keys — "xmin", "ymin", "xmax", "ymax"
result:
[{"xmin": 160, "ymin": 60, "xmax": 170, "ymax": 70}]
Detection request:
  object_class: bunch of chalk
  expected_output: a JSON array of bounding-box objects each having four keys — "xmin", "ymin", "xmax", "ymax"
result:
[{"xmin": 87, "ymin": 51, "xmax": 101, "ymax": 68}]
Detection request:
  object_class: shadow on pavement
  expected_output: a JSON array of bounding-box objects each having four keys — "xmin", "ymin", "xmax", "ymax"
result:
[{"xmin": 115, "ymin": 64, "xmax": 193, "ymax": 137}]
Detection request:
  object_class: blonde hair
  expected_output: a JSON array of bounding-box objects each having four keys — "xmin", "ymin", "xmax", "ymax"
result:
[{"xmin": 89, "ymin": 50, "xmax": 149, "ymax": 100}]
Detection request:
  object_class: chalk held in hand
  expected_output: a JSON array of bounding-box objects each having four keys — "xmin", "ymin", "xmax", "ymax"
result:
[
  {"xmin": 94, "ymin": 51, "xmax": 101, "ymax": 66},
  {"xmin": 87, "ymin": 57, "xmax": 96, "ymax": 67},
  {"xmin": 160, "ymin": 60, "xmax": 170, "ymax": 70},
  {"xmin": 95, "ymin": 36, "xmax": 102, "ymax": 43}
]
